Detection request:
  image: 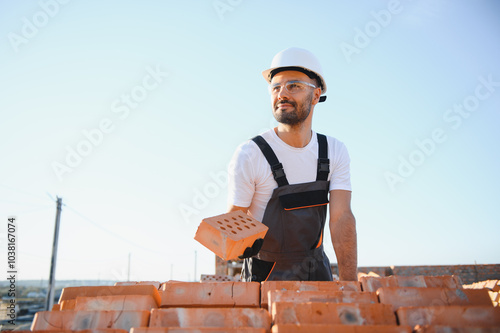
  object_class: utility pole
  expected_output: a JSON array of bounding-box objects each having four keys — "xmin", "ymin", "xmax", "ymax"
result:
[{"xmin": 45, "ymin": 197, "xmax": 62, "ymax": 311}]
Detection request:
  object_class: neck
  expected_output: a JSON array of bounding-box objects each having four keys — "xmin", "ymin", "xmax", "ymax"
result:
[{"xmin": 275, "ymin": 120, "xmax": 313, "ymax": 148}]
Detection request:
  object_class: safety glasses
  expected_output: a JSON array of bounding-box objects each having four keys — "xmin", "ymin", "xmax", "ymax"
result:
[{"xmin": 269, "ymin": 80, "xmax": 318, "ymax": 95}]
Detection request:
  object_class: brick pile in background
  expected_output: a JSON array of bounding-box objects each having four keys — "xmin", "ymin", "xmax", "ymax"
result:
[
  {"xmin": 200, "ymin": 274, "xmax": 241, "ymax": 282},
  {"xmin": 356, "ymin": 264, "xmax": 500, "ymax": 285},
  {"xmin": 14, "ymin": 275, "xmax": 500, "ymax": 333}
]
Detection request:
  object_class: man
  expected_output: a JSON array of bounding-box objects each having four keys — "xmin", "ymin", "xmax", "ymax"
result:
[{"xmin": 227, "ymin": 47, "xmax": 357, "ymax": 282}]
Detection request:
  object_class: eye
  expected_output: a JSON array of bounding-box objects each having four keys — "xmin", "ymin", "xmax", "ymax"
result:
[
  {"xmin": 270, "ymin": 84, "xmax": 281, "ymax": 94},
  {"xmin": 286, "ymin": 82, "xmax": 302, "ymax": 93}
]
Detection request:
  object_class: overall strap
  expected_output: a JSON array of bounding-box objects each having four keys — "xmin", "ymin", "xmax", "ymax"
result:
[
  {"xmin": 251, "ymin": 135, "xmax": 289, "ymax": 187},
  {"xmin": 316, "ymin": 133, "xmax": 330, "ymax": 181}
]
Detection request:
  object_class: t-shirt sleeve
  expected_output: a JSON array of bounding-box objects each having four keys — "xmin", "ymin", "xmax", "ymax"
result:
[
  {"xmin": 329, "ymin": 140, "xmax": 352, "ymax": 192},
  {"xmin": 227, "ymin": 142, "xmax": 256, "ymax": 208}
]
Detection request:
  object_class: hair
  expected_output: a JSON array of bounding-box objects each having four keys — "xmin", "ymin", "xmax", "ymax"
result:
[{"xmin": 269, "ymin": 66, "xmax": 322, "ymax": 90}]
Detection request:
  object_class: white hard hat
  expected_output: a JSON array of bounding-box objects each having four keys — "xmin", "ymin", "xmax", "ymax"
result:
[{"xmin": 262, "ymin": 47, "xmax": 327, "ymax": 101}]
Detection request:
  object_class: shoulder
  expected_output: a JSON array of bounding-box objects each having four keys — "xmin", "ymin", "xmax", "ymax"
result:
[
  {"xmin": 316, "ymin": 132, "xmax": 349, "ymax": 153},
  {"xmin": 232, "ymin": 137, "xmax": 261, "ymax": 161},
  {"xmin": 230, "ymin": 130, "xmax": 275, "ymax": 168},
  {"xmin": 236, "ymin": 129, "xmax": 276, "ymax": 155}
]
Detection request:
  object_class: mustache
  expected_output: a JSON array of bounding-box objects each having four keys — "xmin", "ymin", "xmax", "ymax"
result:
[{"xmin": 274, "ymin": 100, "xmax": 297, "ymax": 108}]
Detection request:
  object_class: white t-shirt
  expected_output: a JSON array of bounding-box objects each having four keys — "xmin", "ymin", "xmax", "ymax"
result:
[{"xmin": 227, "ymin": 128, "xmax": 352, "ymax": 222}]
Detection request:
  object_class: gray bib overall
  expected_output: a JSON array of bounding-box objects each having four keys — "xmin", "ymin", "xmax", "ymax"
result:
[{"xmin": 241, "ymin": 133, "xmax": 333, "ymax": 282}]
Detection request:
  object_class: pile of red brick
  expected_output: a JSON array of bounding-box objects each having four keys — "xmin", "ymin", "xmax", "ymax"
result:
[
  {"xmin": 19, "ymin": 275, "xmax": 500, "ymax": 332},
  {"xmin": 463, "ymin": 279, "xmax": 500, "ymax": 307}
]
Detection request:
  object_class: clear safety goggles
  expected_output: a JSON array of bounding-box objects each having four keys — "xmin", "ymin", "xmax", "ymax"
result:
[{"xmin": 268, "ymin": 80, "xmax": 318, "ymax": 95}]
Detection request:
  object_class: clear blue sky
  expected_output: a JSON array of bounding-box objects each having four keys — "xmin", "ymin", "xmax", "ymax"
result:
[{"xmin": 1, "ymin": 0, "xmax": 499, "ymax": 282}]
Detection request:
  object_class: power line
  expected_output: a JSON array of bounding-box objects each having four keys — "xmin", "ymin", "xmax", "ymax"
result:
[
  {"xmin": 63, "ymin": 203, "xmax": 183, "ymax": 256},
  {"xmin": 0, "ymin": 183, "xmax": 53, "ymax": 204},
  {"xmin": 1, "ymin": 184, "xmax": 193, "ymax": 258}
]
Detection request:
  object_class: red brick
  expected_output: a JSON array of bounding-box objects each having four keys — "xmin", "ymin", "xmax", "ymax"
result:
[
  {"xmin": 272, "ymin": 302, "xmax": 396, "ymax": 325},
  {"xmin": 475, "ymin": 282, "xmax": 488, "ymax": 289},
  {"xmin": 61, "ymin": 299, "xmax": 76, "ymax": 311},
  {"xmin": 149, "ymin": 308, "xmax": 271, "ymax": 329},
  {"xmin": 200, "ymin": 274, "xmax": 236, "ymax": 282},
  {"xmin": 484, "ymin": 280, "xmax": 500, "ymax": 292},
  {"xmin": 414, "ymin": 325, "xmax": 500, "ymax": 332},
  {"xmin": 360, "ymin": 275, "xmax": 427, "ymax": 292},
  {"xmin": 378, "ymin": 287, "xmax": 493, "ymax": 312},
  {"xmin": 159, "ymin": 282, "xmax": 260, "ymax": 307},
  {"xmin": 15, "ymin": 330, "xmax": 128, "ymax": 333},
  {"xmin": 424, "ymin": 276, "xmax": 463, "ymax": 289},
  {"xmin": 31, "ymin": 310, "xmax": 150, "ymax": 331},
  {"xmin": 115, "ymin": 281, "xmax": 161, "ymax": 289},
  {"xmin": 396, "ymin": 305, "xmax": 500, "ymax": 327},
  {"xmin": 271, "ymin": 324, "xmax": 413, "ymax": 332},
  {"xmin": 489, "ymin": 291, "xmax": 500, "ymax": 304},
  {"xmin": 194, "ymin": 211, "xmax": 268, "ymax": 261},
  {"xmin": 131, "ymin": 328, "xmax": 266, "ymax": 333},
  {"xmin": 267, "ymin": 290, "xmax": 377, "ymax": 310},
  {"xmin": 260, "ymin": 280, "xmax": 361, "ymax": 309},
  {"xmin": 74, "ymin": 295, "xmax": 158, "ymax": 311},
  {"xmin": 58, "ymin": 285, "xmax": 161, "ymax": 307}
]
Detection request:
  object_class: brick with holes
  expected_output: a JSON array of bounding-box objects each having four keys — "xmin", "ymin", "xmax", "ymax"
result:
[
  {"xmin": 194, "ymin": 211, "xmax": 268, "ymax": 261},
  {"xmin": 200, "ymin": 274, "xmax": 235, "ymax": 282}
]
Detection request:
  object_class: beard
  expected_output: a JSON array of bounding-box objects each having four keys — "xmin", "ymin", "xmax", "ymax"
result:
[{"xmin": 272, "ymin": 92, "xmax": 313, "ymax": 126}]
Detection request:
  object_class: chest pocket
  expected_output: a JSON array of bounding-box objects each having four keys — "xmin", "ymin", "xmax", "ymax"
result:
[{"xmin": 279, "ymin": 189, "xmax": 329, "ymax": 211}]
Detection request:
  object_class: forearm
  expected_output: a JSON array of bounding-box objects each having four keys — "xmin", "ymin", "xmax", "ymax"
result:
[
  {"xmin": 330, "ymin": 212, "xmax": 358, "ymax": 281},
  {"xmin": 227, "ymin": 205, "xmax": 249, "ymax": 214}
]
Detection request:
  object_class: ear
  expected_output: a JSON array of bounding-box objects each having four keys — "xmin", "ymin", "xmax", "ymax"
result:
[{"xmin": 311, "ymin": 87, "xmax": 322, "ymax": 105}]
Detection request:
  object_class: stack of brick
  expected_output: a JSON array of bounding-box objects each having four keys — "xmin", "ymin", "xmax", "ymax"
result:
[
  {"xmin": 17, "ymin": 274, "xmax": 500, "ymax": 333},
  {"xmin": 200, "ymin": 274, "xmax": 241, "ymax": 282},
  {"xmin": 464, "ymin": 279, "xmax": 500, "ymax": 307},
  {"xmin": 362, "ymin": 275, "xmax": 500, "ymax": 332},
  {"xmin": 29, "ymin": 284, "xmax": 160, "ymax": 331},
  {"xmin": 265, "ymin": 280, "xmax": 411, "ymax": 332},
  {"xmin": 16, "ymin": 210, "xmax": 500, "ymax": 332}
]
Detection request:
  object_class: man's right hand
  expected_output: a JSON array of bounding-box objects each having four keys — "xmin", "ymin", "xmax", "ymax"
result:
[{"xmin": 238, "ymin": 238, "xmax": 264, "ymax": 259}]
